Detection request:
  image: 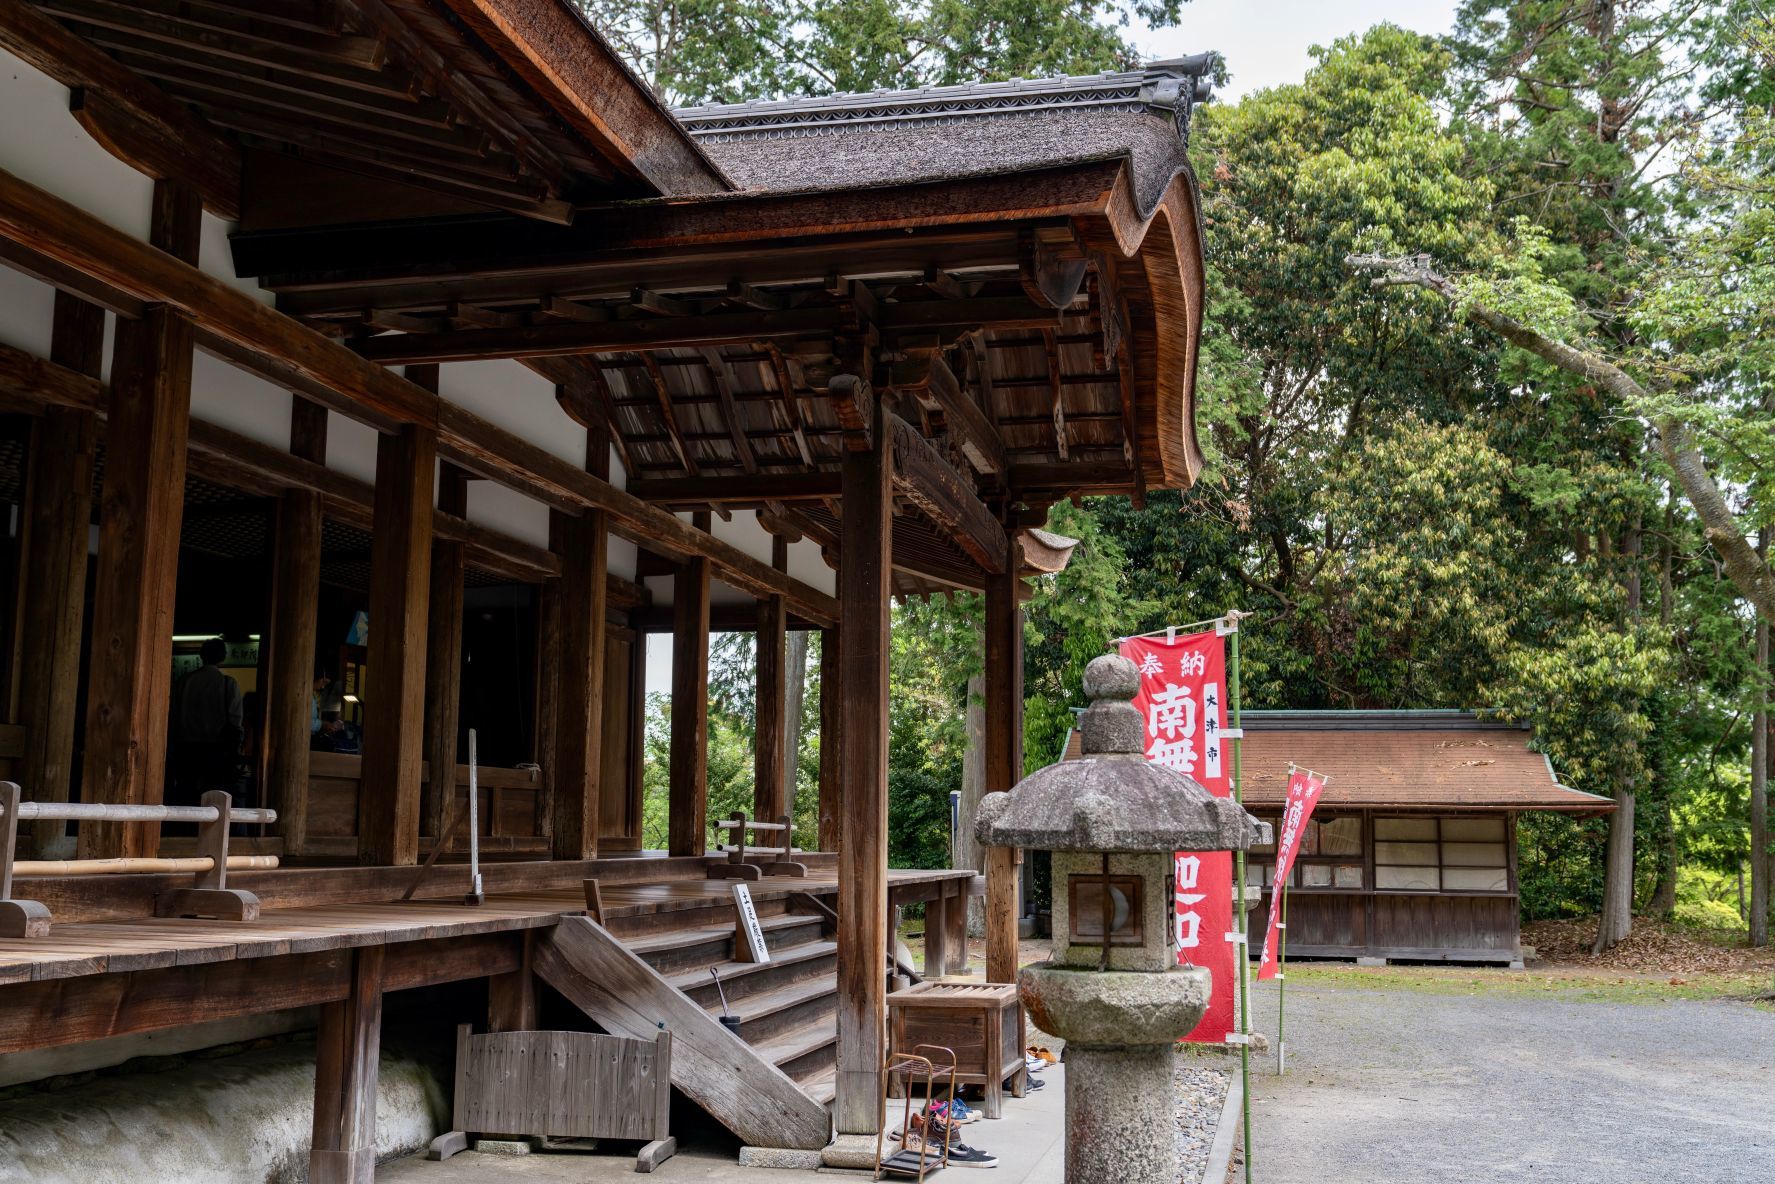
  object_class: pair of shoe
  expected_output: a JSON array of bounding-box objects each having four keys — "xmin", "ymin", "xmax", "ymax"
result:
[
  {"xmin": 892, "ymin": 1113, "xmax": 999, "ymax": 1168},
  {"xmin": 929, "ymin": 1098, "xmax": 980, "ymax": 1125}
]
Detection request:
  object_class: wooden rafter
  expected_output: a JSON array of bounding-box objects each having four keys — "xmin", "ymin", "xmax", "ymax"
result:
[
  {"xmin": 696, "ymin": 347, "xmax": 758, "ymax": 474},
  {"xmin": 1041, "ymin": 328, "xmax": 1068, "ymax": 460},
  {"xmin": 888, "ymin": 415, "xmax": 1007, "ymax": 575},
  {"xmin": 628, "ymin": 473, "xmax": 841, "ymax": 507},
  {"xmin": 887, "ymin": 349, "xmax": 1004, "ymax": 477},
  {"xmin": 638, "ymin": 352, "xmax": 698, "ymax": 477}
]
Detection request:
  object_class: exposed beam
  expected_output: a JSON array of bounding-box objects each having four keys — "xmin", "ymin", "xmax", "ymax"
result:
[
  {"xmin": 627, "ymin": 472, "xmax": 841, "ymax": 507},
  {"xmin": 639, "ymin": 352, "xmax": 698, "ymax": 476},
  {"xmin": 348, "ymin": 298, "xmax": 1062, "ymax": 366},
  {"xmin": 698, "ymin": 347, "xmax": 759, "ymax": 474},
  {"xmin": 0, "ymin": 162, "xmax": 837, "ymax": 621},
  {"xmin": 0, "ymin": 338, "xmax": 104, "ymax": 412},
  {"xmin": 0, "ymin": 0, "xmax": 241, "ymax": 217},
  {"xmin": 889, "ymin": 415, "xmax": 1008, "ymax": 575},
  {"xmin": 887, "ymin": 349, "xmax": 1004, "ymax": 476}
]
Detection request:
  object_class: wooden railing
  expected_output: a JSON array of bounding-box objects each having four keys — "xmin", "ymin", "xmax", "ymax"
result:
[{"xmin": 0, "ymin": 782, "xmax": 275, "ymax": 937}]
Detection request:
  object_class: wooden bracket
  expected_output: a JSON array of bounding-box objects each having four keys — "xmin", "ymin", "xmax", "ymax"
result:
[
  {"xmin": 0, "ymin": 782, "xmax": 49, "ymax": 938},
  {"xmin": 826, "ymin": 374, "xmax": 875, "ymax": 452},
  {"xmin": 583, "ymin": 877, "xmax": 606, "ymax": 925}
]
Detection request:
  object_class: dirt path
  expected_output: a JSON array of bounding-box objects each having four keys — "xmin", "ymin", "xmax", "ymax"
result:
[{"xmin": 1246, "ymin": 974, "xmax": 1775, "ymax": 1184}]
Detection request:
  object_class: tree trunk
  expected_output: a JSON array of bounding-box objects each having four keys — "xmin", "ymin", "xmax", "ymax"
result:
[
  {"xmin": 1594, "ymin": 788, "xmax": 1636, "ymax": 954},
  {"xmin": 783, "ymin": 630, "xmax": 808, "ymax": 817},
  {"xmin": 958, "ymin": 672, "xmax": 986, "ymax": 937},
  {"xmin": 1649, "ymin": 799, "xmax": 1678, "ymax": 920}
]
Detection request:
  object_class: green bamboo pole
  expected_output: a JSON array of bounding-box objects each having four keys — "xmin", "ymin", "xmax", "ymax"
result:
[{"xmin": 1229, "ymin": 617, "xmax": 1253, "ymax": 1184}]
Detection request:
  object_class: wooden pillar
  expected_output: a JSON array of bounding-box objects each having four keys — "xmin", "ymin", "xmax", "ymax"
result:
[
  {"xmin": 817, "ymin": 627, "xmax": 841, "ymax": 851},
  {"xmin": 310, "ymin": 945, "xmax": 385, "ymax": 1184},
  {"xmin": 423, "ymin": 456, "xmax": 466, "ymax": 843},
  {"xmin": 488, "ymin": 930, "xmax": 538, "ymax": 1033},
  {"xmin": 17, "ymin": 292, "xmax": 101, "ymax": 856},
  {"xmin": 265, "ymin": 399, "xmax": 327, "ymax": 857},
  {"xmin": 358, "ymin": 420, "xmax": 435, "ymax": 866},
  {"xmin": 553, "ymin": 423, "xmax": 609, "ymax": 859},
  {"xmin": 78, "ymin": 179, "xmax": 200, "ymax": 860},
  {"xmin": 924, "ymin": 892, "xmax": 950, "ymax": 979},
  {"xmin": 667, "ymin": 545, "xmax": 710, "ymax": 857},
  {"xmin": 983, "ymin": 555, "xmax": 1024, "ymax": 984},
  {"xmin": 833, "ymin": 405, "xmax": 892, "ymax": 1135},
  {"xmin": 754, "ymin": 591, "xmax": 787, "ymax": 822}
]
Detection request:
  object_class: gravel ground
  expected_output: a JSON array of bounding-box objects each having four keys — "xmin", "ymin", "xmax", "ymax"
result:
[
  {"xmin": 1247, "ymin": 977, "xmax": 1775, "ymax": 1184},
  {"xmin": 1175, "ymin": 1063, "xmax": 1230, "ymax": 1183}
]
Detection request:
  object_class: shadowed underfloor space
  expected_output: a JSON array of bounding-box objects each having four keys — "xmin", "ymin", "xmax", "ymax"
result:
[{"xmin": 1248, "ymin": 974, "xmax": 1775, "ymax": 1184}]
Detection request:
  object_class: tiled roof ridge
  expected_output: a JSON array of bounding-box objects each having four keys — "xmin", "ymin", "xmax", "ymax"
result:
[{"xmin": 673, "ymin": 54, "xmax": 1214, "ymax": 142}]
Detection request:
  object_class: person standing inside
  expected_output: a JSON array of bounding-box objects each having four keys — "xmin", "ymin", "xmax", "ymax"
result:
[{"xmin": 171, "ymin": 637, "xmax": 244, "ymax": 806}]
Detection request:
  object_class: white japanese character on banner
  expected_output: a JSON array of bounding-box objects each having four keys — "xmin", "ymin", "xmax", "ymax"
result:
[
  {"xmin": 1175, "ymin": 855, "xmax": 1205, "ymax": 948},
  {"xmin": 1145, "ymin": 683, "xmax": 1197, "ymax": 773},
  {"xmin": 1137, "ymin": 651, "xmax": 1163, "ymax": 676}
]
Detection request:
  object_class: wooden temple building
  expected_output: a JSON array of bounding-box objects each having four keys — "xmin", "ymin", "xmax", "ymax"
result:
[
  {"xmin": 0, "ymin": 1, "xmax": 1213, "ymax": 1175},
  {"xmin": 1238, "ymin": 711, "xmax": 1612, "ymax": 966}
]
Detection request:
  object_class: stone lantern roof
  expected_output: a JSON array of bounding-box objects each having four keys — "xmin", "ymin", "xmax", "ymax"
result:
[{"xmin": 976, "ymin": 654, "xmax": 1269, "ymax": 853}]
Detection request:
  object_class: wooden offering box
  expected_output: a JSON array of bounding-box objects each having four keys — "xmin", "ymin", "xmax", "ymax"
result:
[{"xmin": 887, "ymin": 981, "xmax": 1027, "ymax": 1118}]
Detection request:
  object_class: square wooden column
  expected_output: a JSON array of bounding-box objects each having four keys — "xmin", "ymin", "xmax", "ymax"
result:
[
  {"xmin": 16, "ymin": 292, "xmax": 101, "ymax": 856},
  {"xmin": 79, "ymin": 179, "xmax": 200, "ymax": 860},
  {"xmin": 817, "ymin": 626, "xmax": 841, "ymax": 851},
  {"xmin": 754, "ymin": 591, "xmax": 787, "ymax": 822},
  {"xmin": 309, "ymin": 945, "xmax": 385, "ymax": 1184},
  {"xmin": 552, "ymin": 419, "xmax": 610, "ymax": 859},
  {"xmin": 358, "ymin": 420, "xmax": 436, "ymax": 866},
  {"xmin": 833, "ymin": 404, "xmax": 892, "ymax": 1135},
  {"xmin": 265, "ymin": 399, "xmax": 327, "ymax": 856},
  {"xmin": 423, "ymin": 458, "xmax": 466, "ymax": 843},
  {"xmin": 668, "ymin": 545, "xmax": 711, "ymax": 857},
  {"xmin": 983, "ymin": 556, "xmax": 1024, "ymax": 984}
]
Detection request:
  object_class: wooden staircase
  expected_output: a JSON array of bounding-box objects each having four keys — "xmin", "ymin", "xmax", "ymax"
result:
[{"xmin": 535, "ymin": 892, "xmax": 841, "ymax": 1150}]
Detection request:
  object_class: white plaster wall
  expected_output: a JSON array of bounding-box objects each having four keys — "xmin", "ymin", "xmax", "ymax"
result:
[
  {"xmin": 325, "ymin": 411, "xmax": 380, "ymax": 485},
  {"xmin": 0, "ymin": 265, "xmax": 54, "ymax": 358},
  {"xmin": 189, "ymin": 350, "xmax": 292, "ymax": 449},
  {"xmin": 465, "ymin": 478, "xmax": 549, "ymax": 549},
  {"xmin": 437, "ymin": 361, "xmax": 585, "ymax": 468},
  {"xmin": 0, "ymin": 51, "xmax": 153, "ymax": 240}
]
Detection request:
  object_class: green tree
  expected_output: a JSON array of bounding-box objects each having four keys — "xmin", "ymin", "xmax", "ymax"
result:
[{"xmin": 575, "ymin": 0, "xmax": 1199, "ymax": 105}]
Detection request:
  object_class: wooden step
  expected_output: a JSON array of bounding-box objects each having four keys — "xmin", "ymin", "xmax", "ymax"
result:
[
  {"xmin": 625, "ymin": 913, "xmax": 828, "ymax": 972},
  {"xmin": 713, "ymin": 974, "xmax": 838, "ymax": 1044},
  {"xmin": 667, "ymin": 939, "xmax": 837, "ymax": 1003},
  {"xmin": 799, "ymin": 1065, "xmax": 837, "ymax": 1106},
  {"xmin": 755, "ymin": 1016, "xmax": 839, "ymax": 1082}
]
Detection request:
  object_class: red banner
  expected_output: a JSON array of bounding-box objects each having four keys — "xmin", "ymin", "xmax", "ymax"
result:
[
  {"xmin": 1257, "ymin": 769, "xmax": 1326, "ymax": 980},
  {"xmin": 1119, "ymin": 630, "xmax": 1235, "ymax": 1043}
]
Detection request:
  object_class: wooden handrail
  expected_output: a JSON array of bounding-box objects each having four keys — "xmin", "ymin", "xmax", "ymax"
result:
[{"xmin": 0, "ymin": 801, "xmax": 277, "ymax": 824}]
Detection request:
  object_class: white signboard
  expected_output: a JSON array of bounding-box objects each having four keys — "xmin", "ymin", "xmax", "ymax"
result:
[{"xmin": 732, "ymin": 883, "xmax": 770, "ymax": 963}]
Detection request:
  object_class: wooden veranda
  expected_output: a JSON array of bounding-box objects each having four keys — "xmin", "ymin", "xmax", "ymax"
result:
[{"xmin": 0, "ymin": 0, "xmax": 1214, "ymax": 1170}]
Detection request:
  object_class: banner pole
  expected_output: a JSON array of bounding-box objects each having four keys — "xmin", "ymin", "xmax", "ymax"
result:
[
  {"xmin": 1229, "ymin": 616, "xmax": 1253, "ymax": 1184},
  {"xmin": 1277, "ymin": 883, "xmax": 1289, "ymax": 1075}
]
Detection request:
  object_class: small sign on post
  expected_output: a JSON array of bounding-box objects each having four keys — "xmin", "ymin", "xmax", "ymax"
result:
[{"xmin": 731, "ymin": 883, "xmax": 771, "ymax": 964}]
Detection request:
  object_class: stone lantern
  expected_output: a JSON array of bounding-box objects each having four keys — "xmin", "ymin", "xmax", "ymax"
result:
[{"xmin": 976, "ymin": 654, "xmax": 1268, "ymax": 1184}]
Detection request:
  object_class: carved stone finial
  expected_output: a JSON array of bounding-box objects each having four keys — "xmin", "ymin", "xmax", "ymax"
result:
[{"xmin": 1080, "ymin": 654, "xmax": 1142, "ymax": 756}]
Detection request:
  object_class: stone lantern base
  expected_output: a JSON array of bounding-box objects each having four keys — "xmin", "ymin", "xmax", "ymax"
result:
[{"xmin": 1019, "ymin": 963, "xmax": 1210, "ymax": 1184}]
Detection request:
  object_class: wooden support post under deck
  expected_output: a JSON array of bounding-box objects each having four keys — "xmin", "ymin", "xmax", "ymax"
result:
[
  {"xmin": 553, "ymin": 421, "xmax": 610, "ymax": 860},
  {"xmin": 265, "ymin": 399, "xmax": 327, "ymax": 857},
  {"xmin": 310, "ymin": 945, "xmax": 386, "ymax": 1184},
  {"xmin": 834, "ymin": 402, "xmax": 892, "ymax": 1135},
  {"xmin": 359, "ymin": 421, "xmax": 436, "ymax": 866},
  {"xmin": 983, "ymin": 556, "xmax": 1024, "ymax": 985},
  {"xmin": 818, "ymin": 626, "xmax": 841, "ymax": 851},
  {"xmin": 487, "ymin": 930, "xmax": 538, "ymax": 1033},
  {"xmin": 423, "ymin": 449, "xmax": 467, "ymax": 843},
  {"xmin": 668, "ymin": 545, "xmax": 710, "ymax": 857},
  {"xmin": 78, "ymin": 179, "xmax": 200, "ymax": 860},
  {"xmin": 17, "ymin": 292, "xmax": 101, "ymax": 856},
  {"xmin": 754, "ymin": 586, "xmax": 787, "ymax": 823}
]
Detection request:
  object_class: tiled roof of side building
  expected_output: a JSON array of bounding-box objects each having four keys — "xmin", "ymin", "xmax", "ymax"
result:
[{"xmin": 669, "ymin": 56, "xmax": 1216, "ymax": 214}]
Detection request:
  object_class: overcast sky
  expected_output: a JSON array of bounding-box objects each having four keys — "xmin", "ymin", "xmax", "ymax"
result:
[{"xmin": 1134, "ymin": 0, "xmax": 1464, "ymax": 100}]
